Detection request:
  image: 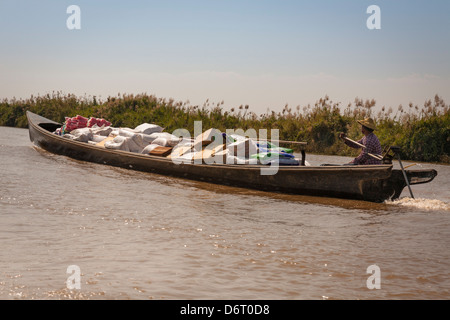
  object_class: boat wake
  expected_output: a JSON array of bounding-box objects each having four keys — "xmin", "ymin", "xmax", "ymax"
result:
[{"xmin": 386, "ymin": 197, "xmax": 450, "ymax": 211}]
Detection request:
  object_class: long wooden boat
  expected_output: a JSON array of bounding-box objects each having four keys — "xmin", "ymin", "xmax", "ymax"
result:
[{"xmin": 26, "ymin": 111, "xmax": 437, "ymax": 203}]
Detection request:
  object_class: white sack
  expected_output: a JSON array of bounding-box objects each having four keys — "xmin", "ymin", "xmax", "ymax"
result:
[
  {"xmin": 70, "ymin": 128, "xmax": 94, "ymax": 142},
  {"xmin": 118, "ymin": 129, "xmax": 146, "ymax": 149},
  {"xmin": 62, "ymin": 134, "xmax": 76, "ymax": 140},
  {"xmin": 127, "ymin": 137, "xmax": 143, "ymax": 153},
  {"xmin": 91, "ymin": 125, "xmax": 113, "ymax": 136},
  {"xmin": 118, "ymin": 128, "xmax": 137, "ymax": 138},
  {"xmin": 92, "ymin": 135, "xmax": 107, "ymax": 143},
  {"xmin": 152, "ymin": 137, "xmax": 169, "ymax": 147},
  {"xmin": 113, "ymin": 136, "xmax": 127, "ymax": 143},
  {"xmin": 111, "ymin": 136, "xmax": 142, "ymax": 153},
  {"xmin": 104, "ymin": 139, "xmax": 130, "ymax": 152},
  {"xmin": 134, "ymin": 123, "xmax": 164, "ymax": 135},
  {"xmin": 150, "ymin": 132, "xmax": 180, "ymax": 147},
  {"xmin": 229, "ymin": 134, "xmax": 247, "ymax": 142},
  {"xmin": 141, "ymin": 133, "xmax": 157, "ymax": 144},
  {"xmin": 227, "ymin": 138, "xmax": 258, "ymax": 158}
]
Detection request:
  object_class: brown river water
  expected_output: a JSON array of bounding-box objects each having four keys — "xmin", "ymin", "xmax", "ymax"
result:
[{"xmin": 0, "ymin": 126, "xmax": 449, "ymax": 300}]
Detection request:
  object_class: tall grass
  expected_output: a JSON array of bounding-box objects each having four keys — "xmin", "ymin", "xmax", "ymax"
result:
[{"xmin": 1, "ymin": 91, "xmax": 449, "ymax": 163}]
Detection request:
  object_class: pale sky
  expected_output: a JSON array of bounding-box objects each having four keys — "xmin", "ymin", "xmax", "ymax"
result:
[{"xmin": 0, "ymin": 0, "xmax": 449, "ymax": 114}]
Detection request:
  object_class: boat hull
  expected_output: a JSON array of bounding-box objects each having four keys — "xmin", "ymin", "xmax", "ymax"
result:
[{"xmin": 26, "ymin": 111, "xmax": 437, "ymax": 203}]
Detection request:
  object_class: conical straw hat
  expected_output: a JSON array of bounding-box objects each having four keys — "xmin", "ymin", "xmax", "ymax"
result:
[{"xmin": 357, "ymin": 118, "xmax": 376, "ymax": 130}]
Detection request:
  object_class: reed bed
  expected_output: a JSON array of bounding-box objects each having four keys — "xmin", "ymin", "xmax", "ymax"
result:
[{"xmin": 1, "ymin": 91, "xmax": 448, "ymax": 163}]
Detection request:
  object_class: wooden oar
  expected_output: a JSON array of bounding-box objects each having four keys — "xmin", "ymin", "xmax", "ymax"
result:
[
  {"xmin": 257, "ymin": 138, "xmax": 307, "ymax": 145},
  {"xmin": 396, "ymin": 153, "xmax": 415, "ymax": 199},
  {"xmin": 388, "ymin": 146, "xmax": 415, "ymax": 199},
  {"xmin": 184, "ymin": 136, "xmax": 307, "ymax": 145},
  {"xmin": 343, "ymin": 137, "xmax": 383, "ymax": 161}
]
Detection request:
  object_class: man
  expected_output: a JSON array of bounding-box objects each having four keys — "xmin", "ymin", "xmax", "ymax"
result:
[{"xmin": 339, "ymin": 118, "xmax": 382, "ymax": 165}]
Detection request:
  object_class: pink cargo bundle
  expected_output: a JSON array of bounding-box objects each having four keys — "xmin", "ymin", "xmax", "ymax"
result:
[
  {"xmin": 88, "ymin": 117, "xmax": 112, "ymax": 128},
  {"xmin": 63, "ymin": 115, "xmax": 112, "ymax": 133},
  {"xmin": 64, "ymin": 115, "xmax": 88, "ymax": 132}
]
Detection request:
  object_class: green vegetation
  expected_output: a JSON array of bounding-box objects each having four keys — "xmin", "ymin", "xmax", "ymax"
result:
[{"xmin": 1, "ymin": 91, "xmax": 449, "ymax": 163}]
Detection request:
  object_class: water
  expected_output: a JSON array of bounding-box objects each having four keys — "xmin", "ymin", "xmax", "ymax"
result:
[{"xmin": 0, "ymin": 126, "xmax": 449, "ymax": 300}]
